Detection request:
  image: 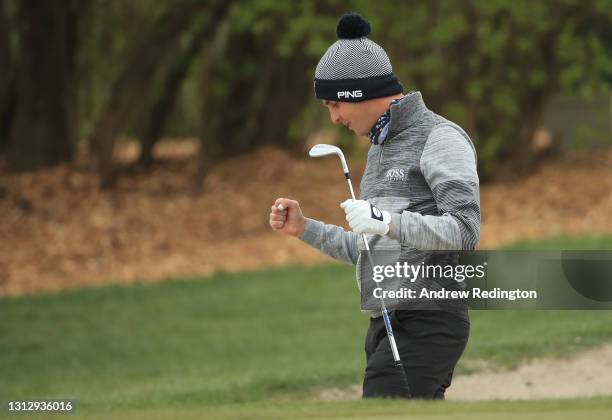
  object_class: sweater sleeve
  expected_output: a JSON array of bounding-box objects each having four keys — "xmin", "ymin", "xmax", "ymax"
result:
[
  {"xmin": 299, "ymin": 218, "xmax": 360, "ymax": 265},
  {"xmin": 387, "ymin": 124, "xmax": 481, "ymax": 250}
]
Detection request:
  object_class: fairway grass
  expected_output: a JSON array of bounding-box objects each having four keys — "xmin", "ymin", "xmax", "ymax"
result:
[
  {"xmin": 501, "ymin": 234, "xmax": 612, "ymax": 250},
  {"xmin": 2, "ymin": 235, "xmax": 612, "ymax": 417},
  {"xmin": 125, "ymin": 397, "xmax": 612, "ymax": 420},
  {"xmin": 12, "ymin": 397, "xmax": 612, "ymax": 420}
]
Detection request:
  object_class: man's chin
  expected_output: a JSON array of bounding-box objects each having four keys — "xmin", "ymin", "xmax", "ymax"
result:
[
  {"xmin": 346, "ymin": 126, "xmax": 367, "ymax": 137},
  {"xmin": 347, "ymin": 127, "xmax": 362, "ymax": 136}
]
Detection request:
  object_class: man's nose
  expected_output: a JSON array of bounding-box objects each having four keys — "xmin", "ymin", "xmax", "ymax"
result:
[{"xmin": 329, "ymin": 109, "xmax": 342, "ymax": 124}]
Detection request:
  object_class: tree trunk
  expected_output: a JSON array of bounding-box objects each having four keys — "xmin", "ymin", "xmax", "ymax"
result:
[
  {"xmin": 88, "ymin": 1, "xmax": 202, "ymax": 188},
  {"xmin": 0, "ymin": 0, "xmax": 17, "ymax": 154},
  {"xmin": 8, "ymin": 0, "xmax": 78, "ymax": 170},
  {"xmin": 497, "ymin": 11, "xmax": 568, "ymax": 175},
  {"xmin": 138, "ymin": 7, "xmax": 228, "ymax": 169},
  {"xmin": 195, "ymin": 14, "xmax": 231, "ymax": 187}
]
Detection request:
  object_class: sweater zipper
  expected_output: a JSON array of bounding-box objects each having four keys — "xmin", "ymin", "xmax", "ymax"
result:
[{"xmin": 378, "ymin": 143, "xmax": 384, "ymax": 174}]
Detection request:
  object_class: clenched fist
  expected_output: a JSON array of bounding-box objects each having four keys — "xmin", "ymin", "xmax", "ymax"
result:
[{"xmin": 269, "ymin": 198, "xmax": 306, "ymax": 238}]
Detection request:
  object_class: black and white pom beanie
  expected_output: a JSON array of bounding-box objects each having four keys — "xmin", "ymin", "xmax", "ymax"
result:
[{"xmin": 314, "ymin": 12, "xmax": 403, "ymax": 103}]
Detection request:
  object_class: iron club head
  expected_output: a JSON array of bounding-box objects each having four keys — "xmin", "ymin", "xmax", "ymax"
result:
[{"xmin": 308, "ymin": 144, "xmax": 350, "ymax": 174}]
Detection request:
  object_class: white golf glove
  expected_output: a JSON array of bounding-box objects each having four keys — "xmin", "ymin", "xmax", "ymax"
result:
[{"xmin": 340, "ymin": 199, "xmax": 391, "ymax": 236}]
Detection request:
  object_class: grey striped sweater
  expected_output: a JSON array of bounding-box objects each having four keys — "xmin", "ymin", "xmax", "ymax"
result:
[{"xmin": 300, "ymin": 91, "xmax": 480, "ymax": 317}]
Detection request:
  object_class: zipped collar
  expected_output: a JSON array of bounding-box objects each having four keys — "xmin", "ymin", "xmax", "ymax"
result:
[
  {"xmin": 387, "ymin": 91, "xmax": 428, "ymax": 139},
  {"xmin": 367, "ymin": 98, "xmax": 403, "ymax": 145}
]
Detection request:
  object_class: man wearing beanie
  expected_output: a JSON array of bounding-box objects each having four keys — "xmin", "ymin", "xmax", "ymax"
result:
[{"xmin": 269, "ymin": 12, "xmax": 480, "ymax": 399}]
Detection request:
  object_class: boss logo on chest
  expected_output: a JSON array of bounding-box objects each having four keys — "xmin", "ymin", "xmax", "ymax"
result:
[{"xmin": 385, "ymin": 168, "xmax": 407, "ymax": 181}]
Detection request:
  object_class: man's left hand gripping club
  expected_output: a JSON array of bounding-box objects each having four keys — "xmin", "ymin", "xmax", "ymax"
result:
[{"xmin": 340, "ymin": 199, "xmax": 391, "ymax": 236}]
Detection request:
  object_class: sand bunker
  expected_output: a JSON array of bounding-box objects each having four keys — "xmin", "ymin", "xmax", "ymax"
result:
[{"xmin": 316, "ymin": 344, "xmax": 612, "ymax": 401}]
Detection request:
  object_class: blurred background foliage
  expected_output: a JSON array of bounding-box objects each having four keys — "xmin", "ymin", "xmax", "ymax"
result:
[{"xmin": 0, "ymin": 0, "xmax": 610, "ymax": 187}]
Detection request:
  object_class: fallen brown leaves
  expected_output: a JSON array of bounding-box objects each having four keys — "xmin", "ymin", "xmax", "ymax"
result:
[{"xmin": 1, "ymin": 140, "xmax": 611, "ymax": 296}]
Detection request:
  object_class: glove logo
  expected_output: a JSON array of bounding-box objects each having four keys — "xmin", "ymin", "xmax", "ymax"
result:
[{"xmin": 370, "ymin": 204, "xmax": 383, "ymax": 221}]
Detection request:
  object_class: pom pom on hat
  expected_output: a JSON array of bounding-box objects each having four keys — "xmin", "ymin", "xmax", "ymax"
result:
[{"xmin": 336, "ymin": 12, "xmax": 371, "ymax": 39}]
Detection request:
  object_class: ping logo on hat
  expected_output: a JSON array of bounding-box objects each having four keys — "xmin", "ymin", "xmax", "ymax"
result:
[{"xmin": 337, "ymin": 90, "xmax": 363, "ymax": 99}]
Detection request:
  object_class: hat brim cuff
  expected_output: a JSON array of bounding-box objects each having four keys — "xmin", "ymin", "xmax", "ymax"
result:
[{"xmin": 314, "ymin": 74, "xmax": 403, "ymax": 102}]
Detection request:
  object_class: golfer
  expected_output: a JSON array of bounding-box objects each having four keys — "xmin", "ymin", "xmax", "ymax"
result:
[{"xmin": 269, "ymin": 12, "xmax": 480, "ymax": 399}]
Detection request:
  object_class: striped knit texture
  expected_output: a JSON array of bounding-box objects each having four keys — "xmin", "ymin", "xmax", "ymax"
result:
[{"xmin": 315, "ymin": 38, "xmax": 393, "ymax": 80}]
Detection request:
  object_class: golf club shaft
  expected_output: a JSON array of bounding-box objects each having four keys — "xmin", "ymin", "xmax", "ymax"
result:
[
  {"xmin": 309, "ymin": 145, "xmax": 410, "ymax": 396},
  {"xmin": 345, "ymin": 172, "xmax": 410, "ymax": 396},
  {"xmin": 344, "ymin": 173, "xmax": 402, "ymax": 363}
]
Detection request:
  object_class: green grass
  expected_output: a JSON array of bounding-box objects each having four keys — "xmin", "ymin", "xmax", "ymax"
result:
[
  {"xmin": 1, "ymin": 265, "xmax": 366, "ymax": 410},
  {"xmin": 501, "ymin": 234, "xmax": 612, "ymax": 250},
  {"xmin": 6, "ymin": 397, "xmax": 612, "ymax": 420},
  {"xmin": 186, "ymin": 397, "xmax": 612, "ymax": 420},
  {"xmin": 1, "ymin": 235, "xmax": 612, "ymax": 418}
]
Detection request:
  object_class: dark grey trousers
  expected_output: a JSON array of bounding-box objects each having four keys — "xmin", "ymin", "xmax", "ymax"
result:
[{"xmin": 363, "ymin": 310, "xmax": 470, "ymax": 399}]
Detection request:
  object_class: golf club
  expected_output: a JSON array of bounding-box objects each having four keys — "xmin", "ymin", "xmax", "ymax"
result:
[{"xmin": 307, "ymin": 143, "xmax": 411, "ymax": 398}]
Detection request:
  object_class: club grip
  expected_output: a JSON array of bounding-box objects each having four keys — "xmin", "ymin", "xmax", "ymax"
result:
[{"xmin": 395, "ymin": 361, "xmax": 411, "ymax": 398}]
